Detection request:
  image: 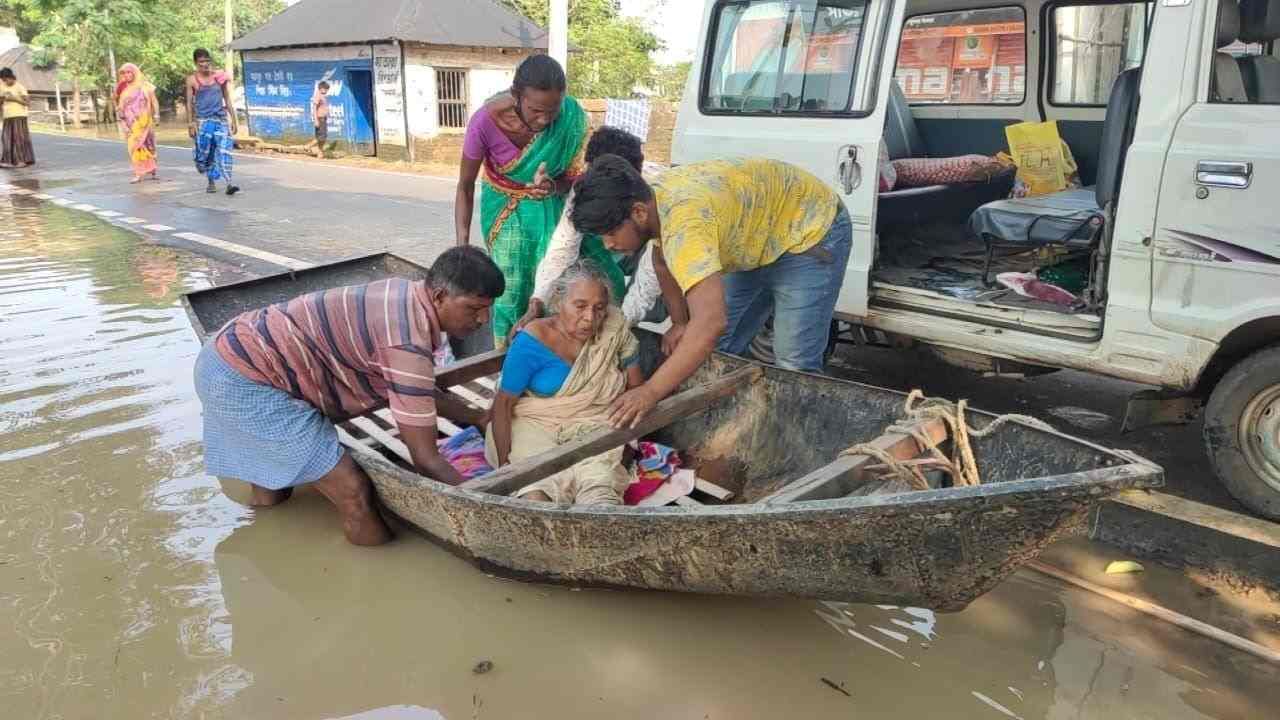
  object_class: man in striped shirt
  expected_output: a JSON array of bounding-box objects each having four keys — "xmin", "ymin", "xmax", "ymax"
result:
[{"xmin": 195, "ymin": 247, "xmax": 505, "ymax": 545}]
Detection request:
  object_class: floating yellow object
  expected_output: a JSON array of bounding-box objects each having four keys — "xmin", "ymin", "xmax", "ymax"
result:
[{"xmin": 1105, "ymin": 560, "xmax": 1145, "ymax": 575}]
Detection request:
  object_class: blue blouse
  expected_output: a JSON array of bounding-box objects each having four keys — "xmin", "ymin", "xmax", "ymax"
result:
[
  {"xmin": 499, "ymin": 331, "xmax": 573, "ymax": 397},
  {"xmin": 499, "ymin": 330, "xmax": 639, "ymax": 398}
]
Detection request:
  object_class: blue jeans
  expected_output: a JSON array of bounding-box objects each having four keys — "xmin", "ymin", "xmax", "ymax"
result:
[{"xmin": 718, "ymin": 206, "xmax": 853, "ymax": 371}]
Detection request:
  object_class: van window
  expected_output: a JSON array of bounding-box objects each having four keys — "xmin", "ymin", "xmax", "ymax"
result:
[
  {"xmin": 701, "ymin": 0, "xmax": 868, "ymax": 115},
  {"xmin": 895, "ymin": 7, "xmax": 1027, "ymax": 105},
  {"xmin": 1050, "ymin": 3, "xmax": 1148, "ymax": 106}
]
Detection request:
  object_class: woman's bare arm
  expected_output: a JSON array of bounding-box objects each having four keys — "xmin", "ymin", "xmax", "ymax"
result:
[
  {"xmin": 490, "ymin": 391, "xmax": 519, "ymax": 466},
  {"xmin": 625, "ymin": 364, "xmax": 644, "ymax": 390},
  {"xmin": 455, "ymin": 156, "xmax": 482, "ymax": 246}
]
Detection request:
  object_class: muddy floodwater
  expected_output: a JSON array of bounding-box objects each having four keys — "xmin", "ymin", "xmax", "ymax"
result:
[{"xmin": 1, "ymin": 197, "xmax": 1277, "ymax": 720}]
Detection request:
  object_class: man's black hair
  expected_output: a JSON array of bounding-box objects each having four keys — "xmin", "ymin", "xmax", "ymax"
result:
[
  {"xmin": 585, "ymin": 126, "xmax": 643, "ymax": 171},
  {"xmin": 428, "ymin": 246, "xmax": 506, "ymax": 299},
  {"xmin": 193, "ymin": 48, "xmax": 212, "ymax": 63},
  {"xmin": 318, "ymin": 81, "xmax": 330, "ymax": 90},
  {"xmin": 570, "ymin": 154, "xmax": 653, "ymax": 236},
  {"xmin": 513, "ymin": 54, "xmax": 566, "ymax": 94},
  {"xmin": 0, "ymin": 67, "xmax": 14, "ymax": 80}
]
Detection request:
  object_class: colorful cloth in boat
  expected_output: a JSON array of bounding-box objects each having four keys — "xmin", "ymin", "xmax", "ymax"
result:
[
  {"xmin": 623, "ymin": 441, "xmax": 681, "ymax": 505},
  {"xmin": 195, "ymin": 342, "xmax": 342, "ymax": 490},
  {"xmin": 438, "ymin": 426, "xmax": 491, "ymax": 480}
]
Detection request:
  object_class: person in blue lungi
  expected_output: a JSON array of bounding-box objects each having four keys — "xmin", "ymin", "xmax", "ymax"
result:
[{"xmin": 185, "ymin": 48, "xmax": 240, "ymax": 196}]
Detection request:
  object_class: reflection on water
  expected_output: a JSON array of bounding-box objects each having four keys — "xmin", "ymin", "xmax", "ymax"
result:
[{"xmin": 1, "ymin": 195, "xmax": 1276, "ymax": 719}]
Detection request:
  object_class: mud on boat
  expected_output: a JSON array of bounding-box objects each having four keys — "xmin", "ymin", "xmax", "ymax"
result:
[{"xmin": 183, "ymin": 253, "xmax": 1163, "ymax": 611}]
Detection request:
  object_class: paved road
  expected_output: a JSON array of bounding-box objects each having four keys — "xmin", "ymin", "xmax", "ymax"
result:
[
  {"xmin": 5, "ymin": 132, "xmax": 1246, "ymax": 514},
  {"xmin": 18, "ymin": 132, "xmax": 465, "ymax": 271}
]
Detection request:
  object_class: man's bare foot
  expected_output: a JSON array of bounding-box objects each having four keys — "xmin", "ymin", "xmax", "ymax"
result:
[
  {"xmin": 249, "ymin": 485, "xmax": 293, "ymax": 506},
  {"xmin": 313, "ymin": 455, "xmax": 393, "ymax": 546}
]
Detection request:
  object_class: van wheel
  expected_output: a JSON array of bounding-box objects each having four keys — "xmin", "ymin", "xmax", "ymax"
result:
[{"xmin": 1204, "ymin": 345, "xmax": 1280, "ymax": 520}]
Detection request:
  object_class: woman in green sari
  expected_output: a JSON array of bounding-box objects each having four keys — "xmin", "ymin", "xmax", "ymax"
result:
[{"xmin": 455, "ymin": 55, "xmax": 591, "ymax": 346}]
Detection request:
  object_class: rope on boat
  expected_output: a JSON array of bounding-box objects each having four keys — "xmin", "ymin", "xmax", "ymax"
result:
[{"xmin": 840, "ymin": 390, "xmax": 1057, "ymax": 490}]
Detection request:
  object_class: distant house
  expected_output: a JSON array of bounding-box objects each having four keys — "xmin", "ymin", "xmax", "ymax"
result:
[
  {"xmin": 0, "ymin": 44, "xmax": 94, "ymax": 121},
  {"xmin": 230, "ymin": 0, "xmax": 550, "ymax": 160}
]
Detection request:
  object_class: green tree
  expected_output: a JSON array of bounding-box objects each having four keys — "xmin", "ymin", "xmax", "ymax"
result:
[
  {"xmin": 20, "ymin": 0, "xmax": 282, "ymax": 119},
  {"xmin": 500, "ymin": 0, "xmax": 663, "ymax": 98},
  {"xmin": 652, "ymin": 60, "xmax": 690, "ymax": 101},
  {"xmin": 0, "ymin": 0, "xmax": 46, "ymax": 40}
]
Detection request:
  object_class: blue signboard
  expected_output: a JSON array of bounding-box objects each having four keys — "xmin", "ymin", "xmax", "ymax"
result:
[{"xmin": 243, "ymin": 58, "xmax": 377, "ymax": 155}]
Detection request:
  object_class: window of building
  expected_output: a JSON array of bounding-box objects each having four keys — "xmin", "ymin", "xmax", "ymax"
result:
[
  {"xmin": 701, "ymin": 0, "xmax": 869, "ymax": 115},
  {"xmin": 436, "ymin": 68, "xmax": 469, "ymax": 130},
  {"xmin": 895, "ymin": 6, "xmax": 1026, "ymax": 105},
  {"xmin": 1050, "ymin": 3, "xmax": 1148, "ymax": 106}
]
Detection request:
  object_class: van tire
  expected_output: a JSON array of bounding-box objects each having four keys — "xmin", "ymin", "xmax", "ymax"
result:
[{"xmin": 1204, "ymin": 345, "xmax": 1280, "ymax": 520}]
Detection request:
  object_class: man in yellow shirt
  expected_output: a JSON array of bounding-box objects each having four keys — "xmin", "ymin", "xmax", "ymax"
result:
[
  {"xmin": 571, "ymin": 156, "xmax": 851, "ymax": 427},
  {"xmin": 0, "ymin": 67, "xmax": 35, "ymax": 168}
]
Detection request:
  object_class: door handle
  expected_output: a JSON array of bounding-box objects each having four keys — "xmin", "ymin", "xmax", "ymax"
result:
[
  {"xmin": 837, "ymin": 145, "xmax": 861, "ymax": 195},
  {"xmin": 1196, "ymin": 160, "xmax": 1252, "ymax": 189}
]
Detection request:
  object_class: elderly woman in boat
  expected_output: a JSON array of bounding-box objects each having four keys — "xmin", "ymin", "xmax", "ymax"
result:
[{"xmin": 487, "ymin": 260, "xmax": 643, "ymax": 504}]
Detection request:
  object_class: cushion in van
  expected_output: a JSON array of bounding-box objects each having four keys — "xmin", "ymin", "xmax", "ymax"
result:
[{"xmin": 891, "ymin": 155, "xmax": 1007, "ymax": 188}]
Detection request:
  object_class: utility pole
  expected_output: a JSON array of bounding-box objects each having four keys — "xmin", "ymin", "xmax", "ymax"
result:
[
  {"xmin": 549, "ymin": 0, "xmax": 568, "ymax": 73},
  {"xmin": 104, "ymin": 6, "xmax": 117, "ymax": 82},
  {"xmin": 105, "ymin": 5, "xmax": 117, "ymax": 128},
  {"xmin": 224, "ymin": 0, "xmax": 235, "ymax": 85}
]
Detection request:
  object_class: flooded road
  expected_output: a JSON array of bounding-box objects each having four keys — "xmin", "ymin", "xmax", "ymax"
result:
[{"xmin": 1, "ymin": 198, "xmax": 1276, "ymax": 719}]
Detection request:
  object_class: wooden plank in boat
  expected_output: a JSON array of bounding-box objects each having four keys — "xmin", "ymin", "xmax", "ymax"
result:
[
  {"xmin": 674, "ymin": 496, "xmax": 702, "ymax": 507},
  {"xmin": 349, "ymin": 416, "xmax": 414, "ymax": 465},
  {"xmin": 474, "ymin": 376, "xmax": 498, "ymax": 392},
  {"xmin": 460, "ymin": 366, "xmax": 764, "ymax": 495},
  {"xmin": 436, "ymin": 350, "xmax": 505, "ymax": 390},
  {"xmin": 449, "ymin": 384, "xmax": 492, "ymax": 409},
  {"xmin": 336, "ymin": 426, "xmax": 367, "ymax": 451},
  {"xmin": 693, "ymin": 479, "xmax": 733, "ymax": 501},
  {"xmin": 761, "ymin": 417, "xmax": 949, "ymax": 504}
]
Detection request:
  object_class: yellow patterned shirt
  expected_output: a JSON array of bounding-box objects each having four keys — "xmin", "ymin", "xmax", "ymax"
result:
[{"xmin": 654, "ymin": 158, "xmax": 840, "ymax": 292}]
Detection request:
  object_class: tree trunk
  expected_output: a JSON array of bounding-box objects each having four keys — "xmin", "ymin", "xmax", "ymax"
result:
[{"xmin": 71, "ymin": 80, "xmax": 83, "ymax": 128}]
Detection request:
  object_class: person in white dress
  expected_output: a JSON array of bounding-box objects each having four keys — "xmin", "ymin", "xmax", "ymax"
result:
[{"xmin": 513, "ymin": 127, "xmax": 683, "ymax": 335}]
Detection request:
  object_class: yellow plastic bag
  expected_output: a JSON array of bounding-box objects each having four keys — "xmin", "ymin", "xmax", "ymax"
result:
[{"xmin": 1004, "ymin": 121, "xmax": 1078, "ymax": 197}]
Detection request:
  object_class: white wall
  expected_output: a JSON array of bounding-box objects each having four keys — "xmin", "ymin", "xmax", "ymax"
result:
[
  {"xmin": 0, "ymin": 26, "xmax": 19, "ymax": 54},
  {"xmin": 405, "ymin": 61, "xmax": 438, "ymax": 138},
  {"xmin": 402, "ymin": 44, "xmax": 531, "ymax": 140}
]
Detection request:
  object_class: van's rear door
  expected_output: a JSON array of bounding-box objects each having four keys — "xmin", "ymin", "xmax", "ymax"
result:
[{"xmin": 673, "ymin": 0, "xmax": 907, "ymax": 318}]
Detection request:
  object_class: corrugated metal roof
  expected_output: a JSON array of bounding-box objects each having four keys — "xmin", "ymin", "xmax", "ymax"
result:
[
  {"xmin": 0, "ymin": 45, "xmax": 61, "ymax": 93},
  {"xmin": 230, "ymin": 0, "xmax": 549, "ymax": 51}
]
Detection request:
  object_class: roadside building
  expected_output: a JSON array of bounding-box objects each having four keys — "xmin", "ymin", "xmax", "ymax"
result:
[
  {"xmin": 0, "ymin": 43, "xmax": 93, "ymax": 122},
  {"xmin": 229, "ymin": 0, "xmax": 549, "ymax": 160}
]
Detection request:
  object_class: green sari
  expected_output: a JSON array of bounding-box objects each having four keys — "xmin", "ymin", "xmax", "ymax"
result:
[{"xmin": 480, "ymin": 96, "xmax": 591, "ymax": 345}]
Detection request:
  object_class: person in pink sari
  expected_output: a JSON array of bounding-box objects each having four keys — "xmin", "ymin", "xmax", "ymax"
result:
[{"xmin": 115, "ymin": 64, "xmax": 159, "ymax": 183}]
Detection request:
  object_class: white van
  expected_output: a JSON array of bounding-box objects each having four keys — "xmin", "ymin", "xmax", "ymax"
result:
[{"xmin": 673, "ymin": 0, "xmax": 1280, "ymax": 518}]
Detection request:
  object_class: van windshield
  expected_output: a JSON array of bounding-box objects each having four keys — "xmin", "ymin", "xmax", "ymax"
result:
[{"xmin": 702, "ymin": 0, "xmax": 869, "ymax": 114}]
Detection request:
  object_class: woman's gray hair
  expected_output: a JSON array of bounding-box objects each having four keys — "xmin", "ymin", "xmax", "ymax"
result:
[{"xmin": 546, "ymin": 259, "xmax": 615, "ymax": 315}]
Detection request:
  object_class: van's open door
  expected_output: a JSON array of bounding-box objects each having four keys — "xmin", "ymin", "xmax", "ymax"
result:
[{"xmin": 673, "ymin": 0, "xmax": 907, "ymax": 318}]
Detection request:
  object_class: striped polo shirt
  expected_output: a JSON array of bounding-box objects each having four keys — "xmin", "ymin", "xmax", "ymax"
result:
[{"xmin": 214, "ymin": 278, "xmax": 442, "ymax": 427}]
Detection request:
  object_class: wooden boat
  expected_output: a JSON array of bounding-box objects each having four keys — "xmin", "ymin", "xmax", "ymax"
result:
[{"xmin": 183, "ymin": 253, "xmax": 1164, "ymax": 611}]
